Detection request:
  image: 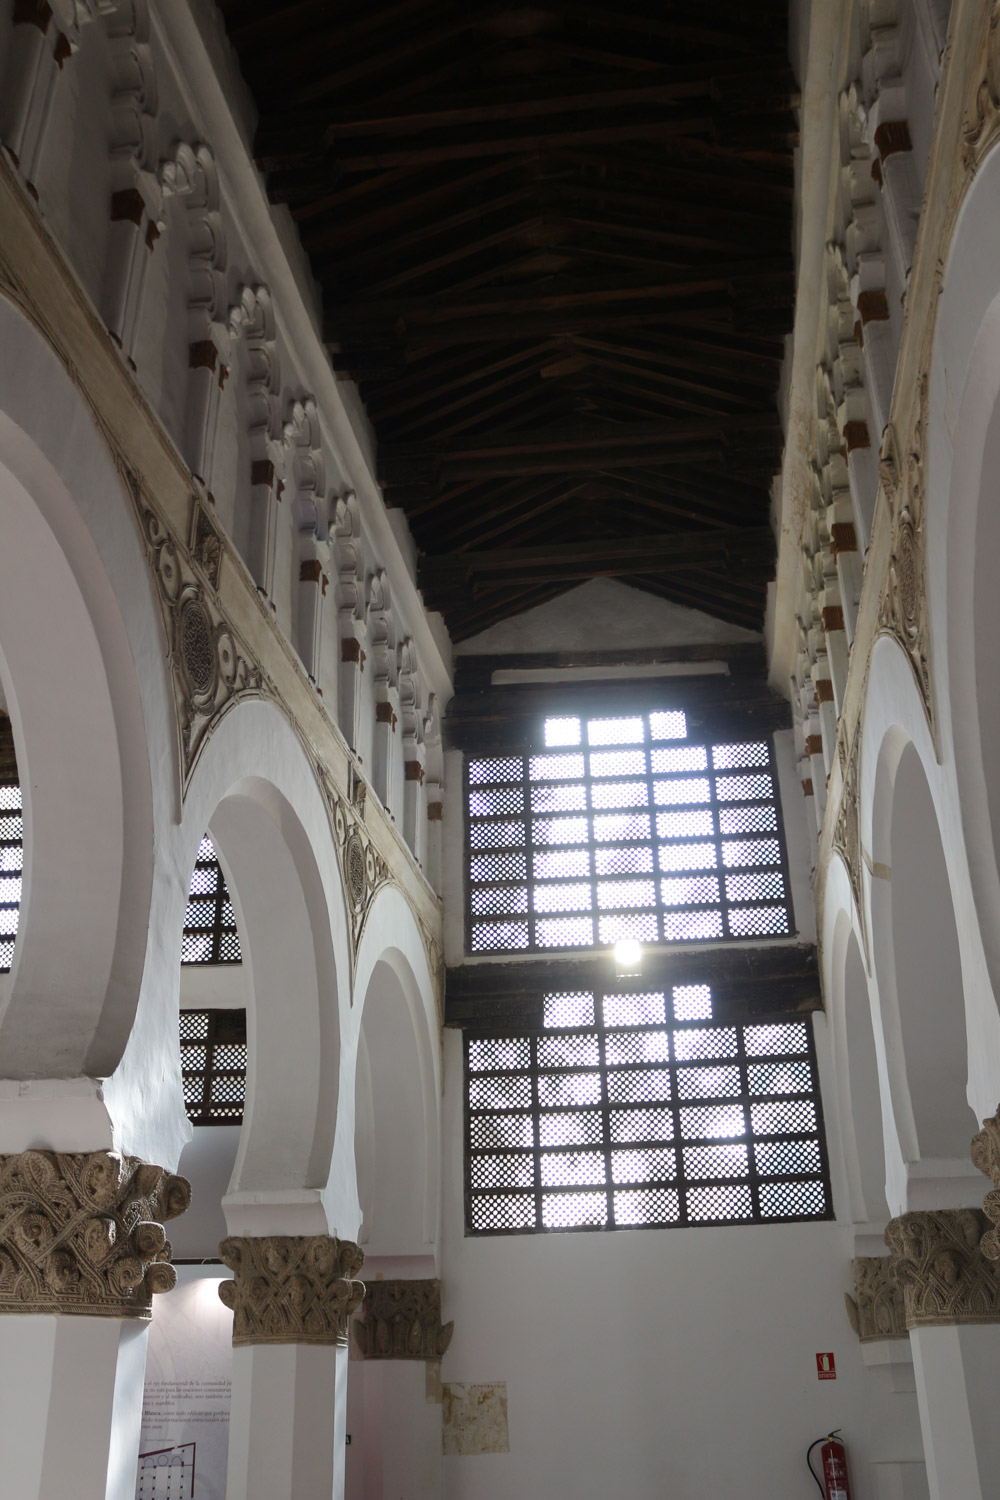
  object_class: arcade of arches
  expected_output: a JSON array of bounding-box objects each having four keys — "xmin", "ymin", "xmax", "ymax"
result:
[{"xmin": 3, "ymin": 2, "xmax": 1000, "ymax": 1497}]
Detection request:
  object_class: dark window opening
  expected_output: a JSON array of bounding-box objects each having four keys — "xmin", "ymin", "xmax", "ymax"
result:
[
  {"xmin": 466, "ymin": 710, "xmax": 794, "ymax": 955},
  {"xmin": 464, "ymin": 982, "xmax": 830, "ymax": 1235},
  {"xmin": 180, "ymin": 1008, "xmax": 247, "ymax": 1125},
  {"xmin": 0, "ymin": 780, "xmax": 21, "ymax": 973},
  {"xmin": 182, "ymin": 836, "xmax": 242, "ymax": 963}
]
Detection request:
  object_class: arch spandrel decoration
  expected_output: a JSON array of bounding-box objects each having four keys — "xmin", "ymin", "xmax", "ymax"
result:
[
  {"xmin": 963, "ymin": 0, "xmax": 1000, "ymax": 170},
  {"xmin": 320, "ymin": 766, "xmax": 393, "ymax": 987},
  {"xmin": 141, "ymin": 495, "xmax": 267, "ymax": 790},
  {"xmin": 876, "ymin": 376, "xmax": 934, "ymax": 737},
  {"xmin": 832, "ymin": 711, "xmax": 865, "ymax": 939}
]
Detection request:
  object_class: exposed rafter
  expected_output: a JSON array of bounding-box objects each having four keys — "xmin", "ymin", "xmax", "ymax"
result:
[{"xmin": 219, "ymin": 0, "xmax": 796, "ymax": 638}]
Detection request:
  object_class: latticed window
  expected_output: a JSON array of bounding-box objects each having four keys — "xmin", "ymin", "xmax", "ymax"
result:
[
  {"xmin": 466, "ymin": 710, "xmax": 793, "ymax": 954},
  {"xmin": 0, "ymin": 782, "xmax": 22, "ymax": 972},
  {"xmin": 182, "ymin": 836, "xmax": 242, "ymax": 963},
  {"xmin": 465, "ymin": 983, "xmax": 830, "ymax": 1235},
  {"xmin": 180, "ymin": 1009, "xmax": 247, "ymax": 1124}
]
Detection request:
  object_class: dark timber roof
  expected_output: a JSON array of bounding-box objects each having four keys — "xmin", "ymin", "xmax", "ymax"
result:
[{"xmin": 219, "ymin": 1, "xmax": 797, "ymax": 639}]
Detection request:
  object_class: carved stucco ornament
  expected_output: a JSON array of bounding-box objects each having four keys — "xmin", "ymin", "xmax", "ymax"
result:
[
  {"xmin": 877, "ymin": 385, "xmax": 934, "ymax": 733},
  {"xmin": 831, "ymin": 716, "xmax": 863, "ymax": 926},
  {"xmin": 844, "ymin": 1256, "xmax": 907, "ymax": 1341},
  {"xmin": 321, "ymin": 766, "xmax": 394, "ymax": 981},
  {"xmin": 0, "ymin": 1150, "xmax": 190, "ymax": 1318},
  {"xmin": 218, "ymin": 1234, "xmax": 365, "ymax": 1346},
  {"xmin": 884, "ymin": 1208, "xmax": 1000, "ymax": 1327},
  {"xmin": 971, "ymin": 1106, "xmax": 1000, "ymax": 1259},
  {"xmin": 141, "ymin": 501, "xmax": 265, "ymax": 787},
  {"xmin": 353, "ymin": 1277, "xmax": 454, "ymax": 1361},
  {"xmin": 963, "ymin": 0, "xmax": 1000, "ymax": 171}
]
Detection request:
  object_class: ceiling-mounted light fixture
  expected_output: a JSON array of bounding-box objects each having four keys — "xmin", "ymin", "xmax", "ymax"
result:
[{"xmin": 613, "ymin": 939, "xmax": 642, "ymax": 977}]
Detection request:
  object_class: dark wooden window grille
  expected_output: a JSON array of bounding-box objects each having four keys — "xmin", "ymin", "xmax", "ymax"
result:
[
  {"xmin": 0, "ymin": 782, "xmax": 22, "ymax": 973},
  {"xmin": 181, "ymin": 836, "xmax": 242, "ymax": 964},
  {"xmin": 464, "ymin": 983, "xmax": 831, "ymax": 1235},
  {"xmin": 466, "ymin": 710, "xmax": 793, "ymax": 954},
  {"xmin": 180, "ymin": 1009, "xmax": 247, "ymax": 1125}
]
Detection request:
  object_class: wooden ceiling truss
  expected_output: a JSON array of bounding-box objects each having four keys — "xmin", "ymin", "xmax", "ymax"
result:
[{"xmin": 219, "ymin": 0, "xmax": 796, "ymax": 637}]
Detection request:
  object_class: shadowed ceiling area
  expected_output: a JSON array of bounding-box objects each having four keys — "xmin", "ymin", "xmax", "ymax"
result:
[{"xmin": 218, "ymin": 0, "xmax": 797, "ymax": 639}]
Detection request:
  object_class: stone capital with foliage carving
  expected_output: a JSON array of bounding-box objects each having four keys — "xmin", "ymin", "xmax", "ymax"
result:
[
  {"xmin": 218, "ymin": 1234, "xmax": 365, "ymax": 1346},
  {"xmin": 844, "ymin": 1256, "xmax": 907, "ymax": 1341},
  {"xmin": 0, "ymin": 1151, "xmax": 190, "ymax": 1318},
  {"xmin": 353, "ymin": 1277, "xmax": 454, "ymax": 1360},
  {"xmin": 971, "ymin": 1107, "xmax": 1000, "ymax": 1260},
  {"xmin": 884, "ymin": 1208, "xmax": 1000, "ymax": 1327}
]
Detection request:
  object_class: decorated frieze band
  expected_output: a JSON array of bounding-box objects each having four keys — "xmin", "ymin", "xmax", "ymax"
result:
[
  {"xmin": 844, "ymin": 1256, "xmax": 907, "ymax": 1342},
  {"xmin": 353, "ymin": 1277, "xmax": 454, "ymax": 1361},
  {"xmin": 218, "ymin": 1234, "xmax": 365, "ymax": 1346},
  {"xmin": 972, "ymin": 1106, "xmax": 1000, "ymax": 1260},
  {"xmin": 0, "ymin": 1150, "xmax": 189, "ymax": 1319},
  {"xmin": 883, "ymin": 1208, "xmax": 1000, "ymax": 1327}
]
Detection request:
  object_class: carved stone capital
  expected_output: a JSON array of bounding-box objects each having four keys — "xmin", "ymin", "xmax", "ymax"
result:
[
  {"xmin": 972, "ymin": 1107, "xmax": 1000, "ymax": 1260},
  {"xmin": 844, "ymin": 1256, "xmax": 907, "ymax": 1341},
  {"xmin": 353, "ymin": 1278, "xmax": 454, "ymax": 1361},
  {"xmin": 218, "ymin": 1235, "xmax": 365, "ymax": 1347},
  {"xmin": 884, "ymin": 1209, "xmax": 1000, "ymax": 1327},
  {"xmin": 0, "ymin": 1151, "xmax": 190, "ymax": 1318}
]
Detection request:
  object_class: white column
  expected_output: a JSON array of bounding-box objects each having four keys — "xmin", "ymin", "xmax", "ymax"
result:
[
  {"xmin": 910, "ymin": 1324, "xmax": 1000, "ymax": 1500},
  {"xmin": 228, "ymin": 1342, "xmax": 349, "ymax": 1500},
  {"xmin": 0, "ymin": 1315, "xmax": 148, "ymax": 1500},
  {"xmin": 218, "ymin": 1234, "xmax": 365, "ymax": 1500},
  {"xmin": 0, "ymin": 1149, "xmax": 189, "ymax": 1500}
]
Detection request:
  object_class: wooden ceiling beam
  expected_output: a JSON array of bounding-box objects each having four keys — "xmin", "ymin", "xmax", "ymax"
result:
[
  {"xmin": 418, "ymin": 527, "xmax": 775, "ymax": 606},
  {"xmin": 321, "ymin": 118, "xmax": 719, "ymax": 174}
]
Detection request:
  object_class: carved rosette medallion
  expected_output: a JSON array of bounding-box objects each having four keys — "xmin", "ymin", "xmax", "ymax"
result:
[
  {"xmin": 218, "ymin": 1235, "xmax": 365, "ymax": 1347},
  {"xmin": 142, "ymin": 506, "xmax": 264, "ymax": 786},
  {"xmin": 844, "ymin": 1256, "xmax": 907, "ymax": 1341},
  {"xmin": 321, "ymin": 771, "xmax": 393, "ymax": 977},
  {"xmin": 353, "ymin": 1278, "xmax": 454, "ymax": 1361},
  {"xmin": 884, "ymin": 1208, "xmax": 1000, "ymax": 1327},
  {"xmin": 878, "ymin": 384, "xmax": 933, "ymax": 732},
  {"xmin": 0, "ymin": 1151, "xmax": 190, "ymax": 1318},
  {"xmin": 971, "ymin": 1107, "xmax": 1000, "ymax": 1259}
]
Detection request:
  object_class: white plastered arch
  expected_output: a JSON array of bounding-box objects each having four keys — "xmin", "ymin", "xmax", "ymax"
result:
[
  {"xmin": 821, "ymin": 860, "xmax": 891, "ymax": 1231},
  {"xmin": 860, "ymin": 641, "xmax": 980, "ymax": 1209},
  {"xmin": 930, "ymin": 139, "xmax": 1000, "ymax": 1116},
  {"xmin": 338, "ymin": 886, "xmax": 441, "ymax": 1265},
  {"xmin": 170, "ymin": 696, "xmax": 351, "ymax": 1234},
  {"xmin": 0, "ymin": 295, "xmax": 174, "ymax": 1132}
]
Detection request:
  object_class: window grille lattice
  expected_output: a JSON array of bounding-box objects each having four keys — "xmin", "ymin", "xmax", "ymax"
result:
[
  {"xmin": 180, "ymin": 1009, "xmax": 247, "ymax": 1125},
  {"xmin": 465, "ymin": 986, "xmax": 830, "ymax": 1235},
  {"xmin": 0, "ymin": 782, "xmax": 22, "ymax": 972},
  {"xmin": 182, "ymin": 837, "xmax": 242, "ymax": 963},
  {"xmin": 466, "ymin": 713, "xmax": 792, "ymax": 954}
]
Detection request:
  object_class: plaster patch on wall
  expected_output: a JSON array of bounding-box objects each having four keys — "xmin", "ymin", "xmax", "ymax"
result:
[{"xmin": 442, "ymin": 1381, "xmax": 509, "ymax": 1455}]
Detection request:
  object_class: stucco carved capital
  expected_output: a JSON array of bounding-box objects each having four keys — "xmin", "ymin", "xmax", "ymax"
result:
[
  {"xmin": 844, "ymin": 1256, "xmax": 907, "ymax": 1341},
  {"xmin": 353, "ymin": 1278, "xmax": 454, "ymax": 1361},
  {"xmin": 972, "ymin": 1107, "xmax": 1000, "ymax": 1260},
  {"xmin": 0, "ymin": 1151, "xmax": 189, "ymax": 1318},
  {"xmin": 218, "ymin": 1235, "xmax": 365, "ymax": 1346},
  {"xmin": 884, "ymin": 1208, "xmax": 1000, "ymax": 1327}
]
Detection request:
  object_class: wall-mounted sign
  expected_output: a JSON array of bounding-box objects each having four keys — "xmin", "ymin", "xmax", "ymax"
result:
[{"xmin": 815, "ymin": 1352, "xmax": 836, "ymax": 1380}]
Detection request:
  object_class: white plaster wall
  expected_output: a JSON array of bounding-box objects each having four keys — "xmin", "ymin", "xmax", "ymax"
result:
[
  {"xmin": 438, "ymin": 1028, "xmax": 924, "ymax": 1500},
  {"xmin": 456, "ymin": 578, "xmax": 760, "ymax": 655}
]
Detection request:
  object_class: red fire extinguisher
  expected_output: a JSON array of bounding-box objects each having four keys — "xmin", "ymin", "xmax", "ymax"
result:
[{"xmin": 807, "ymin": 1429, "xmax": 852, "ymax": 1500}]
